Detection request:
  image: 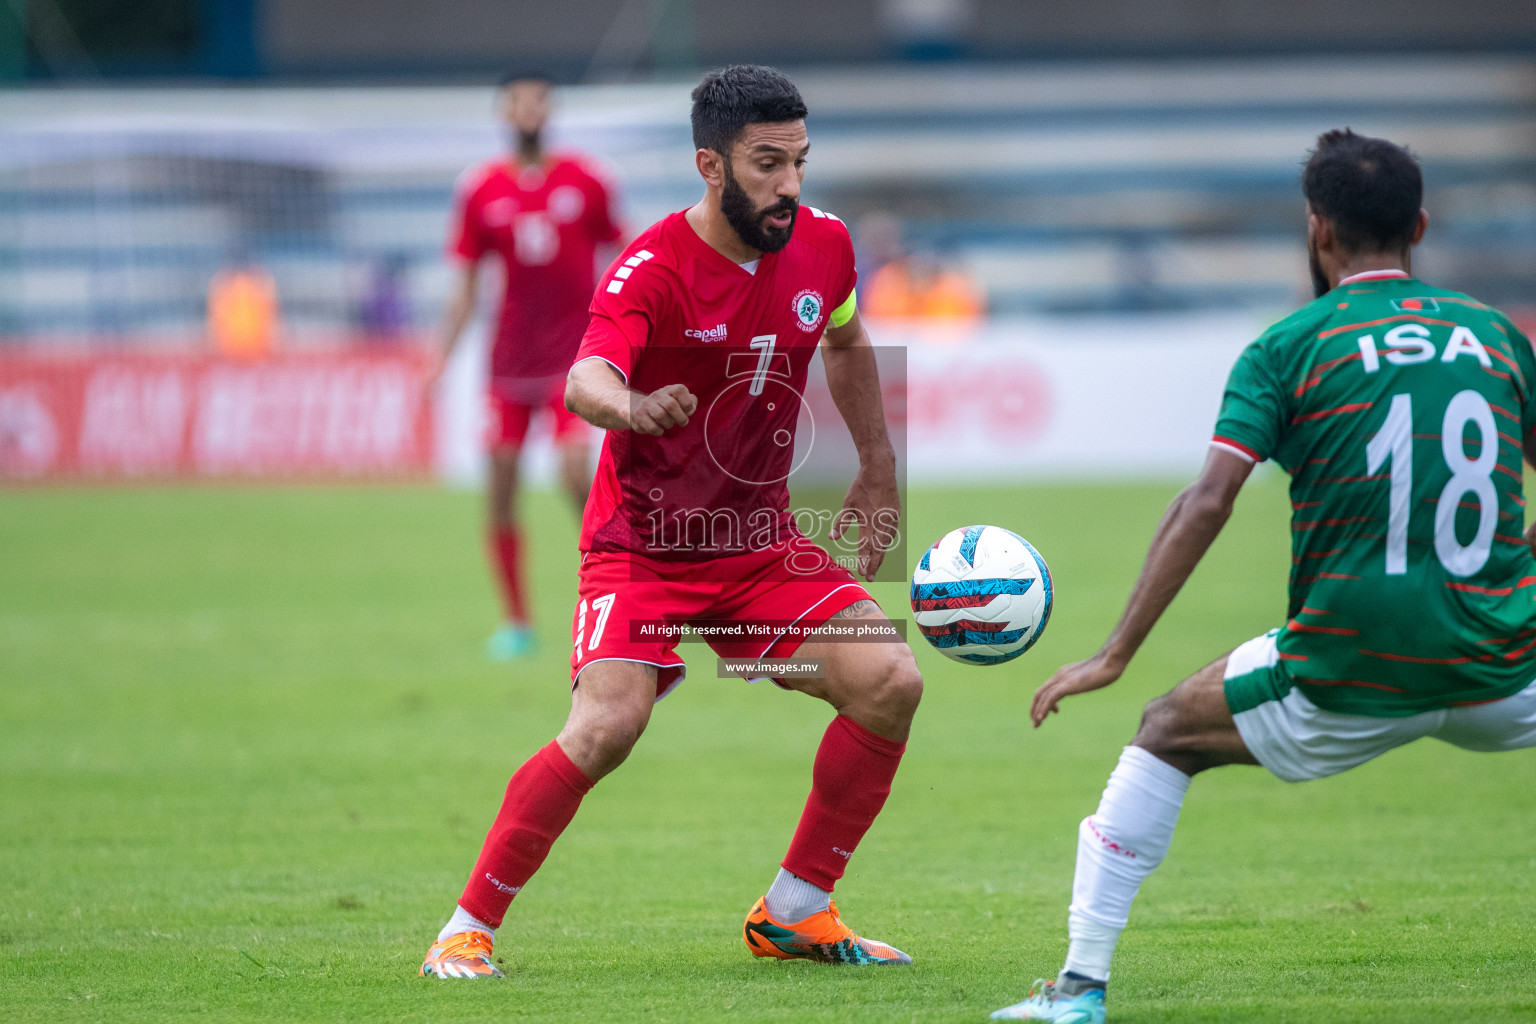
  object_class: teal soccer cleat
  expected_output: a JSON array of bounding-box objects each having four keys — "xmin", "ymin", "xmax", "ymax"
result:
[
  {"xmin": 991, "ymin": 979, "xmax": 1106, "ymax": 1022},
  {"xmin": 486, "ymin": 624, "xmax": 536, "ymax": 661}
]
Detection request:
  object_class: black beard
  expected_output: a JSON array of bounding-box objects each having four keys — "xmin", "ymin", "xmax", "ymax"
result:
[
  {"xmin": 514, "ymin": 129, "xmax": 542, "ymax": 160},
  {"xmin": 721, "ymin": 162, "xmax": 797, "ymax": 254},
  {"xmin": 1308, "ymin": 237, "xmax": 1330, "ymax": 299}
]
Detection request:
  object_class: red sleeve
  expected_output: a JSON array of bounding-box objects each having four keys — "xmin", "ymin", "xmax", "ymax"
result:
[
  {"xmin": 576, "ymin": 313, "xmax": 643, "ymax": 382},
  {"xmin": 576, "ymin": 244, "xmax": 663, "ymax": 381},
  {"xmin": 832, "ymin": 216, "xmax": 858, "ymax": 308},
  {"xmin": 447, "ymin": 171, "xmax": 486, "ymax": 263}
]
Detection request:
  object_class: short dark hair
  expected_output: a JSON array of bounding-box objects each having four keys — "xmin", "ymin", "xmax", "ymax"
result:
[
  {"xmin": 497, "ymin": 70, "xmax": 553, "ymax": 89},
  {"xmin": 1302, "ymin": 129, "xmax": 1423, "ymax": 253},
  {"xmin": 691, "ymin": 64, "xmax": 808, "ymax": 154}
]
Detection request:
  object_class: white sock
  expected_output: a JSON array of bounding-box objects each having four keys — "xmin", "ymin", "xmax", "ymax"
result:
[
  {"xmin": 766, "ymin": 868, "xmax": 831, "ymax": 923},
  {"xmin": 1062, "ymin": 745, "xmax": 1191, "ymax": 983},
  {"xmin": 437, "ymin": 904, "xmax": 496, "ymax": 943}
]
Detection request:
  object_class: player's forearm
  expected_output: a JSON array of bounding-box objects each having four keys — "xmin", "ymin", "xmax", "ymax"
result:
[
  {"xmin": 1100, "ymin": 485, "xmax": 1232, "ymax": 667},
  {"xmin": 565, "ymin": 358, "xmax": 639, "ymax": 431},
  {"xmin": 822, "ymin": 332, "xmax": 896, "ymax": 470},
  {"xmin": 437, "ymin": 271, "xmax": 479, "ymax": 359},
  {"xmin": 439, "ymin": 305, "xmax": 472, "ymax": 355}
]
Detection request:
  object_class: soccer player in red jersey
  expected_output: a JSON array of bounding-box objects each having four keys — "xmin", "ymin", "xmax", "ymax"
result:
[
  {"xmin": 422, "ymin": 65, "xmax": 923, "ymax": 979},
  {"xmin": 435, "ymin": 72, "xmax": 625, "ymax": 660}
]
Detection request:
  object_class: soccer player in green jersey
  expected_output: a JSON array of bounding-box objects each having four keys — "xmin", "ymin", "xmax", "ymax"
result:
[{"xmin": 992, "ymin": 129, "xmax": 1536, "ymax": 1023}]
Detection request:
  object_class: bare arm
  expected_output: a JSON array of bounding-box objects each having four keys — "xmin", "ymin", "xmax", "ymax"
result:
[
  {"xmin": 564, "ymin": 357, "xmax": 696, "ymax": 436},
  {"xmin": 821, "ymin": 307, "xmax": 899, "ymax": 581},
  {"xmin": 1030, "ymin": 447, "xmax": 1255, "ymax": 726},
  {"xmin": 430, "ymin": 262, "xmax": 479, "ymax": 385}
]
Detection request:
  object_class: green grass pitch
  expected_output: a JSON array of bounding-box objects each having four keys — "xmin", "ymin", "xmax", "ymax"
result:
[{"xmin": 3, "ymin": 478, "xmax": 1535, "ymax": 1022}]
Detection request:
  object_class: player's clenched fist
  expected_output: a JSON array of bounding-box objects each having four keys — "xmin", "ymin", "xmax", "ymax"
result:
[{"xmin": 629, "ymin": 383, "xmax": 697, "ymax": 435}]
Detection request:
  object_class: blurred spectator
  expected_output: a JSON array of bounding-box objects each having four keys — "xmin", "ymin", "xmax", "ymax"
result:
[
  {"xmin": 881, "ymin": 0, "xmax": 972, "ymax": 59},
  {"xmin": 207, "ymin": 257, "xmax": 278, "ymax": 359},
  {"xmin": 865, "ymin": 250, "xmax": 985, "ymax": 323},
  {"xmin": 358, "ymin": 254, "xmax": 412, "ymax": 344},
  {"xmin": 1110, "ymin": 237, "xmax": 1162, "ymax": 312}
]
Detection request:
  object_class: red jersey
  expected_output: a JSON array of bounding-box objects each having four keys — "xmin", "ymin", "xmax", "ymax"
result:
[
  {"xmin": 574, "ymin": 207, "xmax": 858, "ymax": 560},
  {"xmin": 449, "ymin": 154, "xmax": 623, "ymax": 392}
]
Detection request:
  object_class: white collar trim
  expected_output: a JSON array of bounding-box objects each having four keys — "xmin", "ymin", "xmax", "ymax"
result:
[{"xmin": 1338, "ymin": 269, "xmax": 1410, "ymax": 285}]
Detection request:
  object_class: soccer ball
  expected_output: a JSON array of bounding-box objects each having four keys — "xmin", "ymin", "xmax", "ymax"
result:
[{"xmin": 909, "ymin": 525, "xmax": 1053, "ymax": 665}]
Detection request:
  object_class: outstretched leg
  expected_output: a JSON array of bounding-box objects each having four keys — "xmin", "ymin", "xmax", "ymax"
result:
[
  {"xmin": 423, "ymin": 660, "xmax": 656, "ymax": 978},
  {"xmin": 744, "ymin": 600, "xmax": 925, "ymax": 965},
  {"xmin": 1064, "ymin": 655, "xmax": 1257, "ymax": 984},
  {"xmin": 777, "ymin": 602, "xmax": 922, "ymax": 894},
  {"xmin": 994, "ymin": 654, "xmax": 1256, "ymax": 1019}
]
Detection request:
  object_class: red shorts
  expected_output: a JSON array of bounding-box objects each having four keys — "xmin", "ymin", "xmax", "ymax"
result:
[
  {"xmin": 570, "ymin": 542, "xmax": 873, "ymax": 700},
  {"xmin": 486, "ymin": 378, "xmax": 587, "ymax": 451}
]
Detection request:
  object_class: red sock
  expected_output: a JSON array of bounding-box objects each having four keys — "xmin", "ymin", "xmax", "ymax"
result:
[
  {"xmin": 458, "ymin": 740, "xmax": 594, "ymax": 927},
  {"xmin": 781, "ymin": 715, "xmax": 906, "ymax": 891},
  {"xmin": 489, "ymin": 527, "xmax": 529, "ymax": 624}
]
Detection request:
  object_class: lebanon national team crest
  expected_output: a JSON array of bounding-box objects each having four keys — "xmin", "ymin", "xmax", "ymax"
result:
[{"xmin": 792, "ymin": 289, "xmax": 825, "ymax": 332}]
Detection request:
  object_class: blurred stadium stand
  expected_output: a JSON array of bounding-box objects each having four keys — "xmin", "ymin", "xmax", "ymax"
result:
[
  {"xmin": 3, "ymin": 56, "xmax": 1533, "ymax": 345},
  {"xmin": 1, "ymin": 1, "xmax": 1533, "ymax": 346},
  {"xmin": 8, "ymin": 1, "xmax": 1533, "ymax": 81}
]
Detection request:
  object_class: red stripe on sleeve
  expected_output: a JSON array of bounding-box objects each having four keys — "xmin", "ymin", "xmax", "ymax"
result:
[{"xmin": 1210, "ymin": 436, "xmax": 1261, "ymax": 462}]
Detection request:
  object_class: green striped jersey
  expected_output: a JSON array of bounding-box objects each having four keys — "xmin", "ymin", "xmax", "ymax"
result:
[{"xmin": 1213, "ymin": 271, "xmax": 1536, "ymax": 716}]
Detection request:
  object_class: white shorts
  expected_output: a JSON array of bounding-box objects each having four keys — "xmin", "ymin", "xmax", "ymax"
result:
[{"xmin": 1225, "ymin": 630, "xmax": 1536, "ymax": 783}]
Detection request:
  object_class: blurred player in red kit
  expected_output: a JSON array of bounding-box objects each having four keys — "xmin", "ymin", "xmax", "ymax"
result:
[
  {"xmin": 421, "ymin": 65, "xmax": 923, "ymax": 979},
  {"xmin": 435, "ymin": 72, "xmax": 625, "ymax": 660}
]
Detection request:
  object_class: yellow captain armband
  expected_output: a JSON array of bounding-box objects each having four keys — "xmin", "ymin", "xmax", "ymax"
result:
[{"xmin": 828, "ymin": 290, "xmax": 858, "ymax": 329}]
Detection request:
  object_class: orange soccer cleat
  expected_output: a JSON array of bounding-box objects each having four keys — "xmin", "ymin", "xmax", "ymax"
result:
[
  {"xmin": 743, "ymin": 896, "xmax": 912, "ymax": 965},
  {"xmin": 420, "ymin": 929, "xmax": 504, "ymax": 979}
]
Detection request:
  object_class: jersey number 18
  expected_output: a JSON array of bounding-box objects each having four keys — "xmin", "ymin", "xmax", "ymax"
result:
[{"xmin": 1365, "ymin": 389, "xmax": 1500, "ymax": 577}]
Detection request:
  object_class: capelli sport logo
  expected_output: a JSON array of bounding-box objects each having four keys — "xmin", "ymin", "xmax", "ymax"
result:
[
  {"xmin": 792, "ymin": 289, "xmax": 825, "ymax": 332},
  {"xmin": 685, "ymin": 323, "xmax": 728, "ymax": 343}
]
